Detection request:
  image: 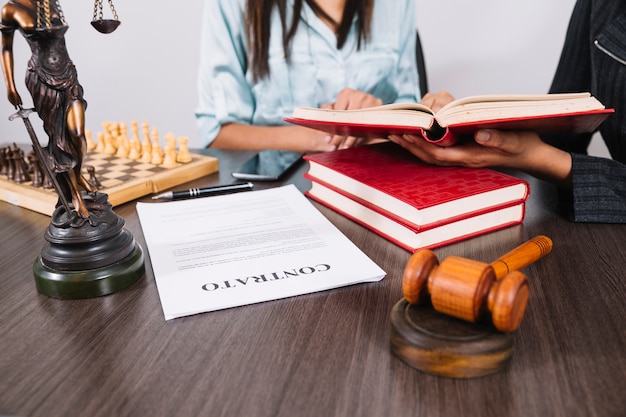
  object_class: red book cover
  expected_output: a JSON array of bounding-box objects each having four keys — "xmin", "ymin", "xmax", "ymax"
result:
[
  {"xmin": 303, "ymin": 142, "xmax": 529, "ymax": 229},
  {"xmin": 286, "ymin": 109, "xmax": 612, "ymax": 147},
  {"xmin": 303, "ymin": 172, "xmax": 522, "ymax": 232},
  {"xmin": 286, "ymin": 93, "xmax": 613, "ymax": 146},
  {"xmin": 306, "ymin": 179, "xmax": 526, "ymax": 252}
]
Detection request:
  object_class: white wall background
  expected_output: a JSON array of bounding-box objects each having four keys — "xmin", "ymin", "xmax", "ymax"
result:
[
  {"xmin": 417, "ymin": 0, "xmax": 574, "ymax": 96},
  {"xmin": 1, "ymin": 0, "xmax": 608, "ymax": 156}
]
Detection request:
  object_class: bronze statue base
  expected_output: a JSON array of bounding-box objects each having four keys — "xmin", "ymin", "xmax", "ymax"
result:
[
  {"xmin": 32, "ymin": 192, "xmax": 145, "ymax": 299},
  {"xmin": 33, "ymin": 244, "xmax": 144, "ymax": 299},
  {"xmin": 390, "ymin": 298, "xmax": 514, "ymax": 378}
]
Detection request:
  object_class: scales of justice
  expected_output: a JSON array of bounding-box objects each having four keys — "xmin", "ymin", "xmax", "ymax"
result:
[{"xmin": 1, "ymin": 0, "xmax": 144, "ymax": 299}]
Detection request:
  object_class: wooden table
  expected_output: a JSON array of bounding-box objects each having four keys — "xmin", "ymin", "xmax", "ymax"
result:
[{"xmin": 1, "ymin": 149, "xmax": 624, "ymax": 417}]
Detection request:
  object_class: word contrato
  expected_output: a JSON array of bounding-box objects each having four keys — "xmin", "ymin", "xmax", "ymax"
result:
[{"xmin": 202, "ymin": 264, "xmax": 332, "ymax": 291}]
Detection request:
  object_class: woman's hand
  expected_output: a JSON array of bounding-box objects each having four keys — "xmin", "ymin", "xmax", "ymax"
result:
[
  {"xmin": 321, "ymin": 87, "xmax": 383, "ymax": 149},
  {"xmin": 420, "ymin": 90, "xmax": 455, "ymax": 112},
  {"xmin": 389, "ymin": 129, "xmax": 574, "ymax": 186}
]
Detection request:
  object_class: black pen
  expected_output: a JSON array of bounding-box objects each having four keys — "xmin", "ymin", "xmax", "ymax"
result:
[{"xmin": 152, "ymin": 182, "xmax": 254, "ymax": 200}]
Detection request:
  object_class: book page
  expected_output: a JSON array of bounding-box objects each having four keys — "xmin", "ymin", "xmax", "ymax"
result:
[
  {"xmin": 290, "ymin": 103, "xmax": 434, "ymax": 128},
  {"xmin": 293, "ymin": 102, "xmax": 434, "ymax": 115},
  {"xmin": 436, "ymin": 92, "xmax": 603, "ymax": 125},
  {"xmin": 136, "ymin": 185, "xmax": 385, "ymax": 320},
  {"xmin": 438, "ymin": 92, "xmax": 592, "ymax": 112}
]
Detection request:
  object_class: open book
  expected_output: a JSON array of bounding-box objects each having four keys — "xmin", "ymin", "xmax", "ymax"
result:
[{"xmin": 285, "ymin": 92, "xmax": 613, "ymax": 146}]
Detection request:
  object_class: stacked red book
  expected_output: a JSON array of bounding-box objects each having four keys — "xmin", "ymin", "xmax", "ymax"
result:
[{"xmin": 303, "ymin": 142, "xmax": 529, "ymax": 252}]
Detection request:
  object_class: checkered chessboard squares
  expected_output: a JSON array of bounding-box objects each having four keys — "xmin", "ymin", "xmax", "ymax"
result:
[{"xmin": 84, "ymin": 153, "xmax": 169, "ymax": 188}]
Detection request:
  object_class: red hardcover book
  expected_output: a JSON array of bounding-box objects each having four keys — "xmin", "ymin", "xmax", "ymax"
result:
[
  {"xmin": 303, "ymin": 142, "xmax": 529, "ymax": 251},
  {"xmin": 286, "ymin": 92, "xmax": 613, "ymax": 146},
  {"xmin": 306, "ymin": 179, "xmax": 526, "ymax": 252}
]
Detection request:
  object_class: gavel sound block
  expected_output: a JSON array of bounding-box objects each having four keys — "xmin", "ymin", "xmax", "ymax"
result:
[{"xmin": 390, "ymin": 236, "xmax": 553, "ymax": 378}]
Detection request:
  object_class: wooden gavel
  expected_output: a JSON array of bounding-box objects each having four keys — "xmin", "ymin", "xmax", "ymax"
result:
[{"xmin": 402, "ymin": 235, "xmax": 553, "ymax": 332}]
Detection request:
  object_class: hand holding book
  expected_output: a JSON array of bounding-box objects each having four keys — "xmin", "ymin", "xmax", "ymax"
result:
[
  {"xmin": 419, "ymin": 90, "xmax": 456, "ymax": 113},
  {"xmin": 389, "ymin": 123, "xmax": 576, "ymax": 187},
  {"xmin": 387, "ymin": 90, "xmax": 581, "ymax": 186},
  {"xmin": 322, "ymin": 87, "xmax": 384, "ymax": 150}
]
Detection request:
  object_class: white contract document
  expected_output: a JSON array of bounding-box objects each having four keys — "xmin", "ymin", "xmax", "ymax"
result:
[{"xmin": 136, "ymin": 185, "xmax": 386, "ymax": 320}]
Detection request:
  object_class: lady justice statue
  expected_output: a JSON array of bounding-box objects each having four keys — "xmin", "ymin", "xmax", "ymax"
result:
[
  {"xmin": 1, "ymin": 0, "xmax": 144, "ymax": 299},
  {"xmin": 1, "ymin": 0, "xmax": 95, "ymax": 218}
]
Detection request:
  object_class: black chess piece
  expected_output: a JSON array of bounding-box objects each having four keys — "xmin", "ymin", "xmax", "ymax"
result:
[
  {"xmin": 6, "ymin": 146, "xmax": 15, "ymax": 181},
  {"xmin": 29, "ymin": 151, "xmax": 44, "ymax": 187},
  {"xmin": 42, "ymin": 169, "xmax": 54, "ymax": 189},
  {"xmin": 0, "ymin": 146, "xmax": 7, "ymax": 176},
  {"xmin": 11, "ymin": 146, "xmax": 31, "ymax": 184},
  {"xmin": 18, "ymin": 146, "xmax": 30, "ymax": 175},
  {"xmin": 86, "ymin": 165, "xmax": 102, "ymax": 189},
  {"xmin": 26, "ymin": 149, "xmax": 36, "ymax": 174}
]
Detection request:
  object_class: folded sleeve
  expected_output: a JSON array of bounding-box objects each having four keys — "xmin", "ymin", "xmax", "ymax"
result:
[{"xmin": 195, "ymin": 0, "xmax": 253, "ymax": 147}]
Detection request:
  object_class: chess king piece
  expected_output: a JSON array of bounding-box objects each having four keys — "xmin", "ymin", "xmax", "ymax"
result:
[{"xmin": 1, "ymin": 0, "xmax": 144, "ymax": 299}]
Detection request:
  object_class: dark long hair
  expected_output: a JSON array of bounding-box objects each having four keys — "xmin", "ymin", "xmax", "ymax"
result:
[{"xmin": 245, "ymin": 0, "xmax": 373, "ymax": 81}]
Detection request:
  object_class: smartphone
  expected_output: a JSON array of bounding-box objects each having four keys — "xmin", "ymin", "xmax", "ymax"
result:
[{"xmin": 231, "ymin": 150, "xmax": 303, "ymax": 181}]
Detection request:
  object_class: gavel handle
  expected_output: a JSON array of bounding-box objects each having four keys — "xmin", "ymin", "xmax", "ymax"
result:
[{"xmin": 490, "ymin": 235, "xmax": 553, "ymax": 279}]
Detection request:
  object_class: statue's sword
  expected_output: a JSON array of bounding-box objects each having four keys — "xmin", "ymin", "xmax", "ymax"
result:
[{"xmin": 9, "ymin": 106, "xmax": 73, "ymax": 214}]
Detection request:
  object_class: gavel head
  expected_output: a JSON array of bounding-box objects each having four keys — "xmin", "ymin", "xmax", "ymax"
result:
[{"xmin": 402, "ymin": 249, "xmax": 529, "ymax": 333}]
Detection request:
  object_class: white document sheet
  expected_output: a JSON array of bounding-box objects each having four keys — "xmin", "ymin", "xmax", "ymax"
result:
[{"xmin": 136, "ymin": 185, "xmax": 386, "ymax": 320}]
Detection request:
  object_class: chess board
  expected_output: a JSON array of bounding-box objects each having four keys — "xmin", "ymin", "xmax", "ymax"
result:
[{"xmin": 0, "ymin": 150, "xmax": 219, "ymax": 216}]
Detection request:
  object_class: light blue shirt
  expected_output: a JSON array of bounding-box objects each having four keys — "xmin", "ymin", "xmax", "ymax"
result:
[{"xmin": 196, "ymin": 0, "xmax": 419, "ymax": 147}]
